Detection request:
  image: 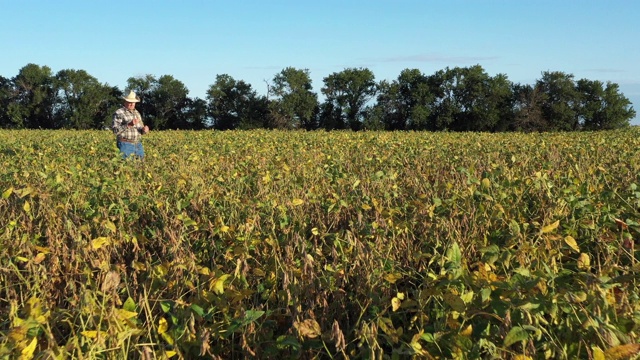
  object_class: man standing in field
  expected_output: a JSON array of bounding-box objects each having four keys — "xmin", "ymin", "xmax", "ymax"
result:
[{"xmin": 112, "ymin": 90, "xmax": 150, "ymax": 159}]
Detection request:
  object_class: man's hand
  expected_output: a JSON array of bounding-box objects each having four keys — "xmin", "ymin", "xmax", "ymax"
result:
[
  {"xmin": 129, "ymin": 118, "xmax": 140, "ymax": 126},
  {"xmin": 143, "ymin": 125, "xmax": 150, "ymax": 134}
]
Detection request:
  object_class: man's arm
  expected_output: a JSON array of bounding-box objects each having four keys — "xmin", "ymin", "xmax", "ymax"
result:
[{"xmin": 112, "ymin": 110, "xmax": 129, "ymax": 136}]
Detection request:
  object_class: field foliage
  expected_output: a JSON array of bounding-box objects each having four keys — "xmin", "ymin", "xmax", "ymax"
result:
[{"xmin": 1, "ymin": 129, "xmax": 640, "ymax": 359}]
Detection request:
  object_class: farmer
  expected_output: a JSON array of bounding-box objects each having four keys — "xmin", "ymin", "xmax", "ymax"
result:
[{"xmin": 112, "ymin": 90, "xmax": 150, "ymax": 159}]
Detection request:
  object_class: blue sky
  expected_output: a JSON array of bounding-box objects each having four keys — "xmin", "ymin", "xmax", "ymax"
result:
[{"xmin": 2, "ymin": 0, "xmax": 639, "ymax": 124}]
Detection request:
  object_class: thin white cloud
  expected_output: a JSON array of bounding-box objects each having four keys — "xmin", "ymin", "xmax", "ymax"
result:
[
  {"xmin": 584, "ymin": 68, "xmax": 626, "ymax": 74},
  {"xmin": 369, "ymin": 53, "xmax": 499, "ymax": 64}
]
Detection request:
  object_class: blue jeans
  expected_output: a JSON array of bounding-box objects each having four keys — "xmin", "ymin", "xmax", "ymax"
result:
[{"xmin": 117, "ymin": 141, "xmax": 145, "ymax": 159}]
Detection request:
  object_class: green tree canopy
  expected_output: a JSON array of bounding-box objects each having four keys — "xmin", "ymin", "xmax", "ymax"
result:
[
  {"xmin": 9, "ymin": 63, "xmax": 56, "ymax": 129},
  {"xmin": 207, "ymin": 74, "xmax": 269, "ymax": 130},
  {"xmin": 321, "ymin": 67, "xmax": 377, "ymax": 131},
  {"xmin": 269, "ymin": 67, "xmax": 319, "ymax": 129},
  {"xmin": 54, "ymin": 69, "xmax": 115, "ymax": 129}
]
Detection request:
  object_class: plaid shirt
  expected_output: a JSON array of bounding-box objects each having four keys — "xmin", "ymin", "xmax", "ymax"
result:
[{"xmin": 112, "ymin": 107, "xmax": 145, "ymax": 142}]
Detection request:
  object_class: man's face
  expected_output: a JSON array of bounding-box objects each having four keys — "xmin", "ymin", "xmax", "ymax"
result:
[{"xmin": 125, "ymin": 101, "xmax": 136, "ymax": 110}]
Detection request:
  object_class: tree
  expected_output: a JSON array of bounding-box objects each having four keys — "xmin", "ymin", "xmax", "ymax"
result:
[
  {"xmin": 428, "ymin": 65, "xmax": 512, "ymax": 132},
  {"xmin": 510, "ymin": 83, "xmax": 548, "ymax": 132},
  {"xmin": 577, "ymin": 79, "xmax": 634, "ymax": 130},
  {"xmin": 150, "ymin": 75, "xmax": 190, "ymax": 129},
  {"xmin": 269, "ymin": 67, "xmax": 319, "ymax": 130},
  {"xmin": 180, "ymin": 97, "xmax": 210, "ymax": 129},
  {"xmin": 207, "ymin": 74, "xmax": 269, "ymax": 130},
  {"xmin": 372, "ymin": 69, "xmax": 434, "ymax": 130},
  {"xmin": 321, "ymin": 68, "xmax": 377, "ymax": 131},
  {"xmin": 537, "ymin": 71, "xmax": 580, "ymax": 131},
  {"xmin": 427, "ymin": 67, "xmax": 461, "ymax": 130},
  {"xmin": 53, "ymin": 69, "xmax": 115, "ymax": 129},
  {"xmin": 10, "ymin": 64, "xmax": 56, "ymax": 128},
  {"xmin": 0, "ymin": 76, "xmax": 12, "ymax": 127}
]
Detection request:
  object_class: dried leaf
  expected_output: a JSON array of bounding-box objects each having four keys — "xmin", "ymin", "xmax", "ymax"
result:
[
  {"xmin": 577, "ymin": 253, "xmax": 590, "ymax": 270},
  {"xmin": 604, "ymin": 344, "xmax": 640, "ymax": 360},
  {"xmin": 294, "ymin": 319, "xmax": 321, "ymax": 338},
  {"xmin": 33, "ymin": 253, "xmax": 46, "ymax": 265},
  {"xmin": 101, "ymin": 271, "xmax": 121, "ymax": 293}
]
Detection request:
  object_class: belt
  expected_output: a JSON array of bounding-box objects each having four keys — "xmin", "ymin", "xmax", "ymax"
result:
[{"xmin": 118, "ymin": 138, "xmax": 140, "ymax": 144}]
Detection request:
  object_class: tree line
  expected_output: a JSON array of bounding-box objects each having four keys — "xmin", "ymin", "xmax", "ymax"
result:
[{"xmin": 0, "ymin": 63, "xmax": 635, "ymax": 132}]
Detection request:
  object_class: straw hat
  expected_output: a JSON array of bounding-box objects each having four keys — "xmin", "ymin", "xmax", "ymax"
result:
[{"xmin": 122, "ymin": 90, "xmax": 140, "ymax": 103}]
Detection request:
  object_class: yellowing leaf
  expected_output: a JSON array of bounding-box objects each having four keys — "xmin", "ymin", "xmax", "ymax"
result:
[
  {"xmin": 132, "ymin": 261, "xmax": 146, "ymax": 271},
  {"xmin": 384, "ymin": 272, "xmax": 402, "ymax": 284},
  {"xmin": 33, "ymin": 246, "xmax": 50, "ymax": 254},
  {"xmin": 161, "ymin": 332, "xmax": 175, "ymax": 346},
  {"xmin": 513, "ymin": 355, "xmax": 533, "ymax": 360},
  {"xmin": 116, "ymin": 309, "xmax": 138, "ymax": 320},
  {"xmin": 460, "ymin": 324, "xmax": 473, "ymax": 337},
  {"xmin": 592, "ymin": 346, "xmax": 606, "ymax": 360},
  {"xmin": 91, "ymin": 237, "xmax": 111, "ymax": 250},
  {"xmin": 23, "ymin": 201, "xmax": 31, "ymax": 213},
  {"xmin": 20, "ymin": 337, "xmax": 37, "ymax": 360},
  {"xmin": 292, "ymin": 198, "xmax": 304, "ymax": 206},
  {"xmin": 481, "ymin": 178, "xmax": 491, "ymax": 189},
  {"xmin": 541, "ymin": 220, "xmax": 560, "ymax": 234},
  {"xmin": 564, "ymin": 236, "xmax": 580, "ymax": 253},
  {"xmin": 2, "ymin": 187, "xmax": 13, "ymax": 199},
  {"xmin": 33, "ymin": 253, "xmax": 46, "ymax": 265},
  {"xmin": 210, "ymin": 274, "xmax": 231, "ymax": 295},
  {"xmin": 81, "ymin": 330, "xmax": 107, "ymax": 339},
  {"xmin": 158, "ymin": 317, "xmax": 168, "ymax": 334},
  {"xmin": 165, "ymin": 351, "xmax": 177, "ymax": 358},
  {"xmin": 311, "ymin": 227, "xmax": 319, "ymax": 235},
  {"xmin": 391, "ymin": 297, "xmax": 402, "ymax": 312},
  {"xmin": 105, "ymin": 220, "xmax": 117, "ymax": 233}
]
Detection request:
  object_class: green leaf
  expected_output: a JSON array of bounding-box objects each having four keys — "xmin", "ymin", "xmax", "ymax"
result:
[
  {"xmin": 446, "ymin": 242, "xmax": 462, "ymax": 269},
  {"xmin": 123, "ymin": 297, "xmax": 137, "ymax": 312},
  {"xmin": 191, "ymin": 304, "xmax": 204, "ymax": 317},
  {"xmin": 160, "ymin": 301, "xmax": 172, "ymax": 313},
  {"xmin": 276, "ymin": 335, "xmax": 301, "ymax": 350},
  {"xmin": 504, "ymin": 326, "xmax": 529, "ymax": 347},
  {"xmin": 443, "ymin": 293, "xmax": 466, "ymax": 312}
]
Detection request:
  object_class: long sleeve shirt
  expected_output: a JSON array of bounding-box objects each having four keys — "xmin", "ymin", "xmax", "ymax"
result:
[{"xmin": 112, "ymin": 107, "xmax": 145, "ymax": 142}]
